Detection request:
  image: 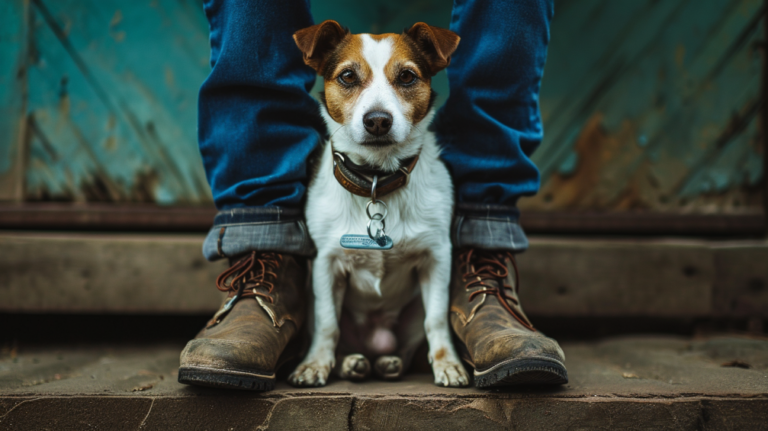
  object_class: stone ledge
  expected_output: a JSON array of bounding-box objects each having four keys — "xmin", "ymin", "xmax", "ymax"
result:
[
  {"xmin": 1, "ymin": 395, "xmax": 767, "ymax": 430},
  {"xmin": 1, "ymin": 336, "xmax": 767, "ymax": 430}
]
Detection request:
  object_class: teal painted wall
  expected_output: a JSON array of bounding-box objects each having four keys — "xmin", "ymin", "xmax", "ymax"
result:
[
  {"xmin": 22, "ymin": 0, "xmax": 210, "ymax": 204},
  {"xmin": 523, "ymin": 0, "xmax": 765, "ymax": 214},
  {"xmin": 0, "ymin": 0, "xmax": 28, "ymax": 201},
  {"xmin": 0, "ymin": 0, "xmax": 764, "ymax": 214}
]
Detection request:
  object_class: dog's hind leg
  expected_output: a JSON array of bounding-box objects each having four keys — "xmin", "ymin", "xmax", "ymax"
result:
[
  {"xmin": 373, "ymin": 355, "xmax": 403, "ymax": 380},
  {"xmin": 335, "ymin": 353, "xmax": 371, "ymax": 381},
  {"xmin": 372, "ymin": 297, "xmax": 426, "ymax": 380}
]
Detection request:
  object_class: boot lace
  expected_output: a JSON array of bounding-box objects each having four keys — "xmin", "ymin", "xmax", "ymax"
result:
[
  {"xmin": 459, "ymin": 249, "xmax": 535, "ymax": 331},
  {"xmin": 216, "ymin": 251, "xmax": 283, "ymax": 304}
]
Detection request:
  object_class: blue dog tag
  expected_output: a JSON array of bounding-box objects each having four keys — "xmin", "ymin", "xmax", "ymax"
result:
[{"xmin": 340, "ymin": 234, "xmax": 393, "ymax": 250}]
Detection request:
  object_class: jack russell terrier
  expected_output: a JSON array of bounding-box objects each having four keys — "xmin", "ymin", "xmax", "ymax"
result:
[{"xmin": 288, "ymin": 20, "xmax": 469, "ymax": 387}]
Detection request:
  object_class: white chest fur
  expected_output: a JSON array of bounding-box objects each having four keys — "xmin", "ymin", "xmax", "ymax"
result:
[{"xmin": 305, "ymin": 126, "xmax": 454, "ymax": 319}]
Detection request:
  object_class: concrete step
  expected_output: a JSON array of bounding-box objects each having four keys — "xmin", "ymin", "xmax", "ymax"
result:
[
  {"xmin": 1, "ymin": 336, "xmax": 767, "ymax": 430},
  {"xmin": 2, "ymin": 231, "xmax": 768, "ymax": 317}
]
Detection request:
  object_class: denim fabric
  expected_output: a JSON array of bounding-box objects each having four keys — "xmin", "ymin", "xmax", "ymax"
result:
[
  {"xmin": 199, "ymin": 0, "xmax": 325, "ymax": 210},
  {"xmin": 199, "ymin": 0, "xmax": 553, "ymax": 259},
  {"xmin": 434, "ymin": 0, "xmax": 553, "ymax": 212}
]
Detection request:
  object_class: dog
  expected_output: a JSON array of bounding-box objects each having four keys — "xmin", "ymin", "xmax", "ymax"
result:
[{"xmin": 287, "ymin": 20, "xmax": 468, "ymax": 387}]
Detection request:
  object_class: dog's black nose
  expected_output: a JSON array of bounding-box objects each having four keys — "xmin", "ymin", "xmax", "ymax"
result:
[{"xmin": 363, "ymin": 111, "xmax": 393, "ymax": 136}]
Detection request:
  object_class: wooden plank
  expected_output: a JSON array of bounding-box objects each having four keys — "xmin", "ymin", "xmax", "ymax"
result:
[
  {"xmin": 0, "ymin": 203, "xmax": 217, "ymax": 231},
  {"xmin": 518, "ymin": 238, "xmax": 715, "ymax": 317},
  {"xmin": 0, "ymin": 204, "xmax": 764, "ymax": 234},
  {"xmin": 0, "ymin": 0, "xmax": 28, "ymax": 201},
  {"xmin": 0, "ymin": 232, "xmax": 227, "ymax": 313},
  {"xmin": 712, "ymin": 243, "xmax": 768, "ymax": 316},
  {"xmin": 3, "ymin": 232, "xmax": 767, "ymax": 316},
  {"xmin": 519, "ymin": 211, "xmax": 766, "ymax": 235}
]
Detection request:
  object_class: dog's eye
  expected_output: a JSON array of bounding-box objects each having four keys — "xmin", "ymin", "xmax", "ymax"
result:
[
  {"xmin": 398, "ymin": 70, "xmax": 416, "ymax": 85},
  {"xmin": 338, "ymin": 70, "xmax": 358, "ymax": 86}
]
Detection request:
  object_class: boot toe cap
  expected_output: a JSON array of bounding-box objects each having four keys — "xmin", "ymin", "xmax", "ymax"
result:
[
  {"xmin": 473, "ymin": 331, "xmax": 566, "ymax": 372},
  {"xmin": 180, "ymin": 338, "xmax": 276, "ymax": 377}
]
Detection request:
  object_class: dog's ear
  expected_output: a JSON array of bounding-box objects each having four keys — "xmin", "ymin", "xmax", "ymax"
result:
[
  {"xmin": 293, "ymin": 20, "xmax": 347, "ymax": 73},
  {"xmin": 406, "ymin": 23, "xmax": 460, "ymax": 76}
]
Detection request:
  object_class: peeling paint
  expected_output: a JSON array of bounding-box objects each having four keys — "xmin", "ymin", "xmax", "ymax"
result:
[
  {"xmin": 16, "ymin": 0, "xmax": 212, "ymax": 204},
  {"xmin": 522, "ymin": 0, "xmax": 765, "ymax": 214},
  {"xmin": 2, "ymin": 0, "xmax": 763, "ymax": 213}
]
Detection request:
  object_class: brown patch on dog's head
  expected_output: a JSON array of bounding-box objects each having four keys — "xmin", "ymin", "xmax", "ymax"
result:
[
  {"xmin": 318, "ymin": 35, "xmax": 370, "ymax": 123},
  {"xmin": 385, "ymin": 29, "xmax": 456, "ymax": 124},
  {"xmin": 293, "ymin": 20, "xmax": 349, "ymax": 73},
  {"xmin": 405, "ymin": 23, "xmax": 460, "ymax": 76},
  {"xmin": 293, "ymin": 22, "xmax": 459, "ymax": 146}
]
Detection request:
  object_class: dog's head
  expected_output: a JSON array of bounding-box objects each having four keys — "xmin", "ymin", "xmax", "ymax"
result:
[{"xmin": 294, "ymin": 21, "xmax": 460, "ymax": 169}]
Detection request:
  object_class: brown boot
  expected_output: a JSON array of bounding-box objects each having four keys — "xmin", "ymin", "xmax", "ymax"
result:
[
  {"xmin": 450, "ymin": 248, "xmax": 567, "ymax": 387},
  {"xmin": 178, "ymin": 251, "xmax": 306, "ymax": 391}
]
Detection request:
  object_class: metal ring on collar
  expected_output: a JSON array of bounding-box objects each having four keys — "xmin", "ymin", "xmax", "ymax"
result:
[
  {"xmin": 367, "ymin": 215, "xmax": 386, "ymax": 240},
  {"xmin": 366, "ymin": 200, "xmax": 388, "ymax": 220}
]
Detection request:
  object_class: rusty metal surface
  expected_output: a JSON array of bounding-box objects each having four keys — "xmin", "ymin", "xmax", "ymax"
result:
[
  {"xmin": 0, "ymin": 0, "xmax": 763, "ymax": 222},
  {"xmin": 522, "ymin": 0, "xmax": 766, "ymax": 215},
  {"xmin": 21, "ymin": 0, "xmax": 211, "ymax": 205},
  {"xmin": 0, "ymin": 337, "xmax": 767, "ymax": 429}
]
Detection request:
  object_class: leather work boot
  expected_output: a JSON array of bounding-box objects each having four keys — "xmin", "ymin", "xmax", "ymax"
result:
[
  {"xmin": 450, "ymin": 248, "xmax": 568, "ymax": 387},
  {"xmin": 178, "ymin": 251, "xmax": 307, "ymax": 391}
]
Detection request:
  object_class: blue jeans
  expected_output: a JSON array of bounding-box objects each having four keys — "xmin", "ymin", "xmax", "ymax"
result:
[{"xmin": 199, "ymin": 0, "xmax": 554, "ymax": 260}]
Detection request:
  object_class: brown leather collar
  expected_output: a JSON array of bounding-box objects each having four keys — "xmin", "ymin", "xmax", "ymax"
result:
[{"xmin": 332, "ymin": 150, "xmax": 419, "ymax": 198}]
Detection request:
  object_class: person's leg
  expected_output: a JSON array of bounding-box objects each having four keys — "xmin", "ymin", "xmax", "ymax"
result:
[
  {"xmin": 179, "ymin": 0, "xmax": 321, "ymax": 391},
  {"xmin": 435, "ymin": 0, "xmax": 552, "ymax": 252},
  {"xmin": 436, "ymin": 0, "xmax": 568, "ymax": 387},
  {"xmin": 199, "ymin": 0, "xmax": 324, "ymax": 259}
]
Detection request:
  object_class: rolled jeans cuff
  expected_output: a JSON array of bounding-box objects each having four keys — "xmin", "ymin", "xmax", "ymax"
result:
[
  {"xmin": 202, "ymin": 207, "xmax": 315, "ymax": 261},
  {"xmin": 451, "ymin": 203, "xmax": 529, "ymax": 252}
]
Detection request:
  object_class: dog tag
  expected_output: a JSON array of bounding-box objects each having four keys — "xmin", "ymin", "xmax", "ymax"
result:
[
  {"xmin": 340, "ymin": 234, "xmax": 393, "ymax": 250},
  {"xmin": 339, "ymin": 175, "xmax": 393, "ymax": 250}
]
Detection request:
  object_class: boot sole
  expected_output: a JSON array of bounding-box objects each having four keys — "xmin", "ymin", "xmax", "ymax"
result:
[
  {"xmin": 178, "ymin": 366, "xmax": 275, "ymax": 391},
  {"xmin": 474, "ymin": 357, "xmax": 568, "ymax": 388}
]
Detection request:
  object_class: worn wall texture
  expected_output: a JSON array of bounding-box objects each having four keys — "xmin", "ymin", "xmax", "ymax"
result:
[
  {"xmin": 524, "ymin": 0, "xmax": 766, "ymax": 215},
  {"xmin": 0, "ymin": 0, "xmax": 764, "ymax": 214}
]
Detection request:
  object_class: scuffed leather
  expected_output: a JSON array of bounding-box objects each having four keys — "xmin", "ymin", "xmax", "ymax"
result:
[
  {"xmin": 450, "ymin": 251, "xmax": 566, "ymax": 371},
  {"xmin": 180, "ymin": 254, "xmax": 307, "ymax": 375}
]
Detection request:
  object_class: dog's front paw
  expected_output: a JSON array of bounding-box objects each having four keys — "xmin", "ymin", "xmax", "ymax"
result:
[
  {"xmin": 431, "ymin": 356, "xmax": 469, "ymax": 387},
  {"xmin": 289, "ymin": 357, "xmax": 334, "ymax": 387}
]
